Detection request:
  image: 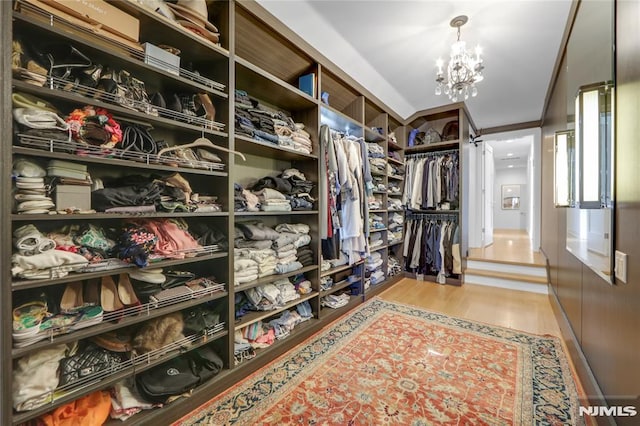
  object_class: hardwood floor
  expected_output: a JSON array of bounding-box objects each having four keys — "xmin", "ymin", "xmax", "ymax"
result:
[
  {"xmin": 468, "ymin": 228, "xmax": 546, "ymax": 266},
  {"xmin": 379, "ymin": 277, "xmax": 561, "ymax": 336}
]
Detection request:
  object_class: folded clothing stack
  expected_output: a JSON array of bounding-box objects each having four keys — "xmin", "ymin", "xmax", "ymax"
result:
[
  {"xmin": 388, "ymin": 198, "xmax": 403, "ymax": 211},
  {"xmin": 13, "ymin": 158, "xmax": 55, "ymax": 214},
  {"xmin": 387, "ymin": 182, "xmax": 402, "ymax": 196},
  {"xmin": 321, "ymin": 293, "xmax": 351, "ymax": 309},
  {"xmin": 373, "ymin": 176, "xmax": 386, "ymax": 192},
  {"xmin": 320, "ymin": 276, "xmax": 334, "ymax": 291},
  {"xmin": 253, "ymin": 187, "xmax": 291, "ymax": 212},
  {"xmin": 368, "ymin": 196, "xmax": 383, "ymax": 210},
  {"xmin": 369, "ymin": 232, "xmax": 384, "ymax": 249},
  {"xmin": 365, "ymin": 251, "xmax": 386, "ymax": 286},
  {"xmin": 296, "ymin": 246, "xmax": 314, "ymax": 266},
  {"xmin": 250, "ymin": 168, "xmax": 315, "ymax": 211},
  {"xmin": 48, "ymin": 159, "xmax": 92, "ymax": 211},
  {"xmin": 388, "ymin": 255, "xmax": 402, "ymax": 277},
  {"xmin": 369, "ymin": 214, "xmax": 385, "ymax": 230},
  {"xmin": 366, "ymin": 142, "xmax": 385, "ymax": 159},
  {"xmin": 387, "ymin": 162, "xmax": 404, "ymax": 177},
  {"xmin": 292, "ymin": 274, "xmax": 312, "ymax": 295},
  {"xmin": 369, "ymin": 158, "xmax": 386, "ymax": 176}
]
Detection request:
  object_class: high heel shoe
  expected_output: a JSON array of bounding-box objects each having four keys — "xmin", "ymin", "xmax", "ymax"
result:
[
  {"xmin": 197, "ymin": 93, "xmax": 216, "ymax": 123},
  {"xmin": 100, "ymin": 276, "xmax": 124, "ymax": 312}
]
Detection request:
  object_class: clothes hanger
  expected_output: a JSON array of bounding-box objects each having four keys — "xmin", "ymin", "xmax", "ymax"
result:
[{"xmin": 157, "ymin": 136, "xmax": 246, "ymax": 161}]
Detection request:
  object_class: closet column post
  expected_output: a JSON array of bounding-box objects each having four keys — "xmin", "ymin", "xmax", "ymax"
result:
[{"xmin": 1, "ymin": 1, "xmax": 14, "ymax": 423}]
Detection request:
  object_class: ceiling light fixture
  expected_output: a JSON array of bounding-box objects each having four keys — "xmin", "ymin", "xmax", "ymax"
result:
[
  {"xmin": 435, "ymin": 15, "xmax": 485, "ymax": 101},
  {"xmin": 507, "ymin": 153, "xmax": 513, "ymax": 156}
]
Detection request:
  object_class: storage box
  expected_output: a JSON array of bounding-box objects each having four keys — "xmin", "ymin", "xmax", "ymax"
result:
[
  {"xmin": 143, "ymin": 43, "xmax": 181, "ymax": 76},
  {"xmin": 40, "ymin": 0, "xmax": 140, "ymax": 42},
  {"xmin": 55, "ymin": 185, "xmax": 91, "ymax": 211}
]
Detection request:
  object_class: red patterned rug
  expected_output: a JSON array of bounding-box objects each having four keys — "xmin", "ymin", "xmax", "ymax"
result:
[{"xmin": 175, "ymin": 298, "xmax": 584, "ymax": 425}]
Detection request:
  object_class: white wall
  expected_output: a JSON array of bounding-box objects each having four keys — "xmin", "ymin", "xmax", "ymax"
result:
[{"xmin": 494, "ymin": 167, "xmax": 528, "ymax": 230}]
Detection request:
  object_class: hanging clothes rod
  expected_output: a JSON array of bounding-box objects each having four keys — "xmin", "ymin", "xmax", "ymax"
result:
[
  {"xmin": 405, "ymin": 148, "xmax": 459, "ymax": 158},
  {"xmin": 406, "ymin": 212, "xmax": 458, "ymax": 221}
]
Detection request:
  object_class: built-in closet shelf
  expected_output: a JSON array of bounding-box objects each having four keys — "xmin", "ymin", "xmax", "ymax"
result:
[
  {"xmin": 11, "ymin": 212, "xmax": 229, "ymax": 221},
  {"xmin": 369, "ymin": 210, "xmax": 387, "ymax": 213},
  {"xmin": 320, "ymin": 295, "xmax": 361, "ymax": 321},
  {"xmin": 12, "ymin": 290, "xmax": 228, "ymax": 359},
  {"xmin": 387, "ymin": 140, "xmax": 403, "ymax": 151},
  {"xmin": 369, "ymin": 229, "xmax": 388, "ymax": 234},
  {"xmin": 12, "ymin": 80, "xmax": 229, "ymax": 139},
  {"xmin": 234, "ymin": 134, "xmax": 318, "ymax": 161},
  {"xmin": 364, "ymin": 127, "xmax": 385, "ymax": 143},
  {"xmin": 388, "ymin": 157, "xmax": 404, "ymax": 166},
  {"xmin": 12, "ymin": 252, "xmax": 228, "ymax": 291},
  {"xmin": 372, "ymin": 191, "xmax": 387, "ymax": 195},
  {"xmin": 320, "ymin": 104, "xmax": 362, "ymax": 135},
  {"xmin": 405, "ymin": 140, "xmax": 460, "ymax": 154},
  {"xmin": 234, "ymin": 291, "xmax": 319, "ymax": 330},
  {"xmin": 364, "ymin": 275, "xmax": 404, "ymax": 299},
  {"xmin": 115, "ymin": 0, "xmax": 231, "ymax": 58},
  {"xmin": 320, "ymin": 278, "xmax": 353, "ymax": 297},
  {"xmin": 11, "ymin": 328, "xmax": 228, "ymax": 426},
  {"xmin": 12, "ymin": 147, "xmax": 229, "ymax": 178},
  {"xmin": 388, "ymin": 209, "xmax": 405, "ymax": 213},
  {"xmin": 387, "ymin": 175, "xmax": 404, "ymax": 181},
  {"xmin": 320, "ymin": 261, "xmax": 363, "ymax": 278},
  {"xmin": 235, "ymin": 211, "xmax": 318, "ymax": 217},
  {"xmin": 370, "ymin": 244, "xmax": 389, "ymax": 252},
  {"xmin": 235, "ymin": 56, "xmax": 317, "ymax": 109},
  {"xmin": 235, "ymin": 317, "xmax": 319, "ymax": 366},
  {"xmin": 234, "ymin": 265, "xmax": 319, "ymax": 293},
  {"xmin": 388, "ymin": 240, "xmax": 403, "ymax": 247},
  {"xmin": 12, "ymin": 13, "xmax": 229, "ymax": 99}
]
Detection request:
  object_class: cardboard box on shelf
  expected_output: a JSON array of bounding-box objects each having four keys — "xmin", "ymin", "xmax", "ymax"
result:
[{"xmin": 40, "ymin": 0, "xmax": 140, "ymax": 42}]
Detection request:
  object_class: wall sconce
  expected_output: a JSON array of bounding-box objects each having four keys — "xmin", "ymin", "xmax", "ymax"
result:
[
  {"xmin": 575, "ymin": 81, "xmax": 613, "ymax": 209},
  {"xmin": 554, "ymin": 130, "xmax": 575, "ymax": 207}
]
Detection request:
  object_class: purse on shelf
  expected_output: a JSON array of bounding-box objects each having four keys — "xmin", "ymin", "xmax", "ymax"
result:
[{"xmin": 59, "ymin": 344, "xmax": 123, "ymax": 387}]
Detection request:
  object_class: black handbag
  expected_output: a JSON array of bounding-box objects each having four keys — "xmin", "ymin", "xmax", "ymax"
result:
[
  {"xmin": 135, "ymin": 355, "xmax": 200, "ymax": 403},
  {"xmin": 135, "ymin": 345, "xmax": 223, "ymax": 403},
  {"xmin": 59, "ymin": 344, "xmax": 123, "ymax": 387},
  {"xmin": 182, "ymin": 306, "xmax": 221, "ymax": 336}
]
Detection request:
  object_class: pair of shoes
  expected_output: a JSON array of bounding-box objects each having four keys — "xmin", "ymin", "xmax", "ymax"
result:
[
  {"xmin": 60, "ymin": 281, "xmax": 84, "ymax": 312},
  {"xmin": 100, "ymin": 274, "xmax": 141, "ymax": 313}
]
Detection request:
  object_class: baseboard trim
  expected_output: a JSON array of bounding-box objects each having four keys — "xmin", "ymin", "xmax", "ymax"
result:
[{"xmin": 548, "ymin": 285, "xmax": 616, "ymax": 426}]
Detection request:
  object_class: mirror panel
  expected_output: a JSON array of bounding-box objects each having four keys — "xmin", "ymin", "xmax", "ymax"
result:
[{"xmin": 565, "ymin": 0, "xmax": 614, "ymax": 283}]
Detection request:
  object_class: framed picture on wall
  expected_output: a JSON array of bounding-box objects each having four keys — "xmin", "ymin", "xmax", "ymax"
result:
[{"xmin": 502, "ymin": 184, "xmax": 521, "ymax": 210}]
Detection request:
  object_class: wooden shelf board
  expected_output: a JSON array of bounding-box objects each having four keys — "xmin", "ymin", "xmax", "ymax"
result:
[
  {"xmin": 234, "ymin": 134, "xmax": 318, "ymax": 160},
  {"xmin": 12, "ymin": 252, "xmax": 228, "ymax": 291},
  {"xmin": 320, "ymin": 261, "xmax": 363, "ymax": 278},
  {"xmin": 234, "ymin": 292, "xmax": 318, "ymax": 330},
  {"xmin": 405, "ymin": 140, "xmax": 460, "ymax": 154},
  {"xmin": 234, "ymin": 211, "xmax": 318, "ymax": 217},
  {"xmin": 234, "ymin": 265, "xmax": 319, "ymax": 293}
]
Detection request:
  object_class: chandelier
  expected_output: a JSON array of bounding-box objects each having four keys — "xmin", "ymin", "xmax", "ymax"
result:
[{"xmin": 435, "ymin": 15, "xmax": 485, "ymax": 101}]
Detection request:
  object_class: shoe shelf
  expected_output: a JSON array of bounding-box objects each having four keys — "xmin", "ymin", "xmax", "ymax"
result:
[
  {"xmin": 234, "ymin": 291, "xmax": 318, "ymax": 331},
  {"xmin": 13, "ymin": 144, "xmax": 228, "ymax": 177},
  {"xmin": 12, "ymin": 287, "xmax": 228, "ymax": 358},
  {"xmin": 234, "ymin": 211, "xmax": 318, "ymax": 217},
  {"xmin": 12, "ymin": 80, "xmax": 228, "ymax": 138},
  {"xmin": 234, "ymin": 265, "xmax": 318, "ymax": 294},
  {"xmin": 236, "ymin": 57, "xmax": 317, "ymax": 110},
  {"xmin": 12, "ymin": 251, "xmax": 228, "ymax": 291},
  {"xmin": 12, "ymin": 11, "xmax": 229, "ymax": 100},
  {"xmin": 12, "ymin": 326, "xmax": 228, "ymax": 426},
  {"xmin": 234, "ymin": 134, "xmax": 318, "ymax": 161}
]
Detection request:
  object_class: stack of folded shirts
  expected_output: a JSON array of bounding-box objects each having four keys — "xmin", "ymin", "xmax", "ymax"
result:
[
  {"xmin": 292, "ymin": 274, "xmax": 312, "ymax": 295},
  {"xmin": 296, "ymin": 246, "xmax": 314, "ymax": 266},
  {"xmin": 369, "ymin": 232, "xmax": 384, "ymax": 249},
  {"xmin": 234, "ymin": 258, "xmax": 259, "ymax": 285},
  {"xmin": 369, "ymin": 214, "xmax": 385, "ymax": 230},
  {"xmin": 244, "ymin": 283, "xmax": 281, "ymax": 311},
  {"xmin": 388, "ymin": 256, "xmax": 402, "ymax": 277},
  {"xmin": 268, "ymin": 309, "xmax": 304, "ymax": 340},
  {"xmin": 365, "ymin": 251, "xmax": 384, "ymax": 272},
  {"xmin": 253, "ymin": 188, "xmax": 291, "ymax": 212},
  {"xmin": 235, "ymin": 89, "xmax": 253, "ymax": 109},
  {"xmin": 388, "ymin": 230, "xmax": 403, "ymax": 243},
  {"xmin": 370, "ymin": 269, "xmax": 386, "ymax": 285},
  {"xmin": 193, "ymin": 195, "xmax": 222, "ymax": 212},
  {"xmin": 321, "ymin": 293, "xmax": 351, "ymax": 309},
  {"xmin": 234, "ymin": 183, "xmax": 248, "ymax": 212},
  {"xmin": 13, "ymin": 159, "xmax": 55, "ymax": 214},
  {"xmin": 387, "ymin": 163, "xmax": 404, "ymax": 177},
  {"xmin": 388, "ymin": 198, "xmax": 403, "ymax": 211},
  {"xmin": 368, "ymin": 196, "xmax": 383, "ymax": 210},
  {"xmin": 272, "ymin": 278, "xmax": 300, "ymax": 304},
  {"xmin": 235, "ymin": 248, "xmax": 278, "ymax": 278},
  {"xmin": 369, "ymin": 158, "xmax": 386, "ymax": 175},
  {"xmin": 388, "ymin": 182, "xmax": 402, "ymax": 195},
  {"xmin": 366, "ymin": 142, "xmax": 385, "ymax": 158},
  {"xmin": 320, "ymin": 276, "xmax": 334, "ymax": 291}
]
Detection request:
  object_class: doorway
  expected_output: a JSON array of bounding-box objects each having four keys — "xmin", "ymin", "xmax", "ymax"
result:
[{"xmin": 469, "ymin": 128, "xmax": 541, "ymax": 251}]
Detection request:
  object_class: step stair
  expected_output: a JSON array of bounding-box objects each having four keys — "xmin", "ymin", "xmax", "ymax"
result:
[{"xmin": 464, "ymin": 258, "xmax": 548, "ymax": 294}]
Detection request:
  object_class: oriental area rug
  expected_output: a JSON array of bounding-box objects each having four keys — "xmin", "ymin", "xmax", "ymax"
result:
[{"xmin": 175, "ymin": 298, "xmax": 584, "ymax": 425}]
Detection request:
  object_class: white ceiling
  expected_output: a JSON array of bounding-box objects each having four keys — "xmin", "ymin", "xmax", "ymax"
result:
[
  {"xmin": 487, "ymin": 135, "xmax": 532, "ymax": 169},
  {"xmin": 255, "ymin": 0, "xmax": 573, "ymax": 130}
]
